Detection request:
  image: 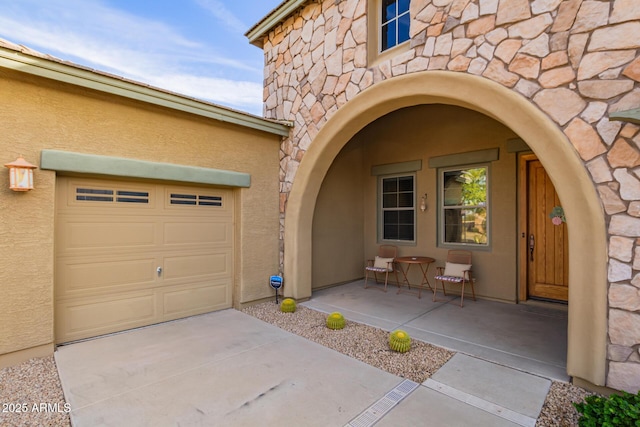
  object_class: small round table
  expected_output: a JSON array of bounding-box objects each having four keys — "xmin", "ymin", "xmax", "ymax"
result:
[{"xmin": 395, "ymin": 256, "xmax": 435, "ymax": 299}]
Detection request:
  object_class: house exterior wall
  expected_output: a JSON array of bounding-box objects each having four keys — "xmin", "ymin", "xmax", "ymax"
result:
[
  {"xmin": 314, "ymin": 105, "xmax": 520, "ymax": 298},
  {"xmin": 312, "ymin": 138, "xmax": 365, "ymax": 288},
  {"xmin": 360, "ymin": 105, "xmax": 519, "ymax": 301},
  {"xmin": 256, "ymin": 0, "xmax": 640, "ymax": 392},
  {"xmin": 0, "ymin": 67, "xmax": 282, "ymax": 367}
]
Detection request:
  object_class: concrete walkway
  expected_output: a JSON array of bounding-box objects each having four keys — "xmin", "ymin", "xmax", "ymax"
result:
[
  {"xmin": 303, "ymin": 280, "xmax": 568, "ymax": 381},
  {"xmin": 56, "ymin": 308, "xmax": 553, "ymax": 427}
]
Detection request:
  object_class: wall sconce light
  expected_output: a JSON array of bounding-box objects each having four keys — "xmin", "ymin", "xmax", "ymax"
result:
[
  {"xmin": 5, "ymin": 156, "xmax": 37, "ymax": 191},
  {"xmin": 420, "ymin": 193, "xmax": 428, "ymax": 212}
]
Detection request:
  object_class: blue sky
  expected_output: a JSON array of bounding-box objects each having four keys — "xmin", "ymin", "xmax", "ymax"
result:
[{"xmin": 0, "ymin": 0, "xmax": 283, "ymax": 115}]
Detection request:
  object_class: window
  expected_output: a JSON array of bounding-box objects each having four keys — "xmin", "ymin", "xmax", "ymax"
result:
[
  {"xmin": 380, "ymin": 174, "xmax": 415, "ymax": 242},
  {"xmin": 76, "ymin": 188, "xmax": 149, "ymax": 204},
  {"xmin": 440, "ymin": 166, "xmax": 489, "ymax": 246},
  {"xmin": 170, "ymin": 193, "xmax": 223, "ymax": 207},
  {"xmin": 381, "ymin": 0, "xmax": 410, "ymax": 51}
]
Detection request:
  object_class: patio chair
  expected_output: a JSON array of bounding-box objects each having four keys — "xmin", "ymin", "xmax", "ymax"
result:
[
  {"xmin": 364, "ymin": 245, "xmax": 399, "ymax": 292},
  {"xmin": 433, "ymin": 249, "xmax": 475, "ymax": 307}
]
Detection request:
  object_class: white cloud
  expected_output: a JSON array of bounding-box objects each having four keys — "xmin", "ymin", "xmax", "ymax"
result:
[
  {"xmin": 0, "ymin": 0, "xmax": 264, "ymax": 113},
  {"xmin": 0, "ymin": 0, "xmax": 200, "ymax": 52},
  {"xmin": 195, "ymin": 0, "xmax": 248, "ymax": 33},
  {"xmin": 149, "ymin": 74, "xmax": 263, "ymax": 111}
]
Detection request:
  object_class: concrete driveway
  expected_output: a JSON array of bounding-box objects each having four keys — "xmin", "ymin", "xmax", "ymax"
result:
[{"xmin": 55, "ymin": 309, "xmax": 551, "ymax": 426}]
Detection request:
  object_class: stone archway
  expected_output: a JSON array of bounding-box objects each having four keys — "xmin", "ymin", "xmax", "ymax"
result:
[{"xmin": 284, "ymin": 71, "xmax": 608, "ymax": 386}]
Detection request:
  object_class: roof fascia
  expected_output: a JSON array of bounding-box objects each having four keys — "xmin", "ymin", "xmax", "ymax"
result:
[
  {"xmin": 245, "ymin": 0, "xmax": 310, "ymax": 47},
  {"xmin": 0, "ymin": 46, "xmax": 290, "ymax": 137},
  {"xmin": 610, "ymin": 108, "xmax": 640, "ymax": 125}
]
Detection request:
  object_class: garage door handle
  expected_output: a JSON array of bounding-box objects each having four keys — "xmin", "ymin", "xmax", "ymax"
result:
[{"xmin": 157, "ymin": 267, "xmax": 162, "ymax": 276}]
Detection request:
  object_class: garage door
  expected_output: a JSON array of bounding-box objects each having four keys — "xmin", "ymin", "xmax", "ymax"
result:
[{"xmin": 55, "ymin": 177, "xmax": 233, "ymax": 344}]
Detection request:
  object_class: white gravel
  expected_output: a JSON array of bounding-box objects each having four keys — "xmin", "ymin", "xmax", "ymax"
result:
[
  {"xmin": 0, "ymin": 355, "xmax": 70, "ymax": 427},
  {"xmin": 0, "ymin": 302, "xmax": 595, "ymax": 426},
  {"xmin": 536, "ymin": 381, "xmax": 595, "ymax": 427},
  {"xmin": 242, "ymin": 302, "xmax": 454, "ymax": 383}
]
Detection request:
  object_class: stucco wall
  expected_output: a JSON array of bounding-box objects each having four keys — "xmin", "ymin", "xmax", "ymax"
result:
[
  {"xmin": 313, "ymin": 139, "xmax": 365, "ymax": 288},
  {"xmin": 360, "ymin": 105, "xmax": 518, "ymax": 301},
  {"xmin": 315, "ymin": 104, "xmax": 519, "ymax": 300},
  {"xmin": 0, "ymin": 68, "xmax": 281, "ymax": 364},
  {"xmin": 257, "ymin": 0, "xmax": 640, "ymax": 392}
]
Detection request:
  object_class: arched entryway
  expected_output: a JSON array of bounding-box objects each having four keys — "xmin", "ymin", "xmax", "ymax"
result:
[{"xmin": 283, "ymin": 71, "xmax": 608, "ymax": 387}]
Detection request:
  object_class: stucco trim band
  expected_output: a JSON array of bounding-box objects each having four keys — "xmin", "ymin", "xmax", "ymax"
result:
[
  {"xmin": 0, "ymin": 343, "xmax": 54, "ymax": 370},
  {"xmin": 371, "ymin": 160, "xmax": 422, "ymax": 176},
  {"xmin": 506, "ymin": 138, "xmax": 531, "ymax": 153},
  {"xmin": 610, "ymin": 108, "xmax": 640, "ymax": 125},
  {"xmin": 40, "ymin": 150, "xmax": 251, "ymax": 187},
  {"xmin": 428, "ymin": 148, "xmax": 499, "ymax": 168},
  {"xmin": 0, "ymin": 46, "xmax": 291, "ymax": 137}
]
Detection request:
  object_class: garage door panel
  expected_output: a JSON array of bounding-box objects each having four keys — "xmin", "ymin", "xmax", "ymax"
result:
[
  {"xmin": 58, "ymin": 221, "xmax": 158, "ymax": 253},
  {"xmin": 60, "ymin": 179, "xmax": 158, "ymax": 212},
  {"xmin": 55, "ymin": 177, "xmax": 234, "ymax": 344},
  {"xmin": 164, "ymin": 188, "xmax": 232, "ymax": 217},
  {"xmin": 56, "ymin": 257, "xmax": 157, "ymax": 296},
  {"xmin": 56, "ymin": 292, "xmax": 157, "ymax": 343},
  {"xmin": 162, "ymin": 282, "xmax": 230, "ymax": 318},
  {"xmin": 163, "ymin": 221, "xmax": 231, "ymax": 246},
  {"xmin": 163, "ymin": 252, "xmax": 231, "ymax": 280}
]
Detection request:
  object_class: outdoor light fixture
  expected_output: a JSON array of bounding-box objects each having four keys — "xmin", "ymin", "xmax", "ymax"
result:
[
  {"xmin": 420, "ymin": 193, "xmax": 428, "ymax": 212},
  {"xmin": 5, "ymin": 156, "xmax": 37, "ymax": 191}
]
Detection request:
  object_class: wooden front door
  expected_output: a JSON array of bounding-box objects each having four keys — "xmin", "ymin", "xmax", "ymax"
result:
[{"xmin": 519, "ymin": 154, "xmax": 568, "ymax": 302}]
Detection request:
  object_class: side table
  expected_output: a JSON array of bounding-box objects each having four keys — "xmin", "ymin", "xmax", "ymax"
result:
[{"xmin": 395, "ymin": 256, "xmax": 435, "ymax": 299}]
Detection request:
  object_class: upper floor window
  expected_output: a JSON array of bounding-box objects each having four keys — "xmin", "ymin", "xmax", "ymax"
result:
[{"xmin": 381, "ymin": 0, "xmax": 410, "ymax": 52}]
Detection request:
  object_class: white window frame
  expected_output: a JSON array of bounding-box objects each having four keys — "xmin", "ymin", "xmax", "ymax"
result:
[
  {"xmin": 378, "ymin": 173, "xmax": 416, "ymax": 244},
  {"xmin": 380, "ymin": 0, "xmax": 411, "ymax": 52},
  {"xmin": 438, "ymin": 164, "xmax": 490, "ymax": 248}
]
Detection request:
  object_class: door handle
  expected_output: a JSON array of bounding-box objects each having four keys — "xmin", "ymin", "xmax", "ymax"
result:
[
  {"xmin": 157, "ymin": 266, "xmax": 163, "ymax": 276},
  {"xmin": 529, "ymin": 234, "xmax": 535, "ymax": 261}
]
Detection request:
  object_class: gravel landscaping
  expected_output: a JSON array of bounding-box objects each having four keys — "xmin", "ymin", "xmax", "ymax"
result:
[
  {"xmin": 0, "ymin": 303, "xmax": 595, "ymax": 426},
  {"xmin": 243, "ymin": 302, "xmax": 455, "ymax": 383},
  {"xmin": 0, "ymin": 355, "xmax": 70, "ymax": 427}
]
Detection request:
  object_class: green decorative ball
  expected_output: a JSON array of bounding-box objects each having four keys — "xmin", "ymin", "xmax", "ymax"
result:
[
  {"xmin": 389, "ymin": 330, "xmax": 411, "ymax": 353},
  {"xmin": 280, "ymin": 298, "xmax": 296, "ymax": 313},
  {"xmin": 326, "ymin": 312, "xmax": 345, "ymax": 330}
]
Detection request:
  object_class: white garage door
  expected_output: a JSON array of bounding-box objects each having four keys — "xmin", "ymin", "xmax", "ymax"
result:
[{"xmin": 55, "ymin": 177, "xmax": 233, "ymax": 344}]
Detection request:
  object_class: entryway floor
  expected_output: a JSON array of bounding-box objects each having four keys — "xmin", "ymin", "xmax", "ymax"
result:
[{"xmin": 303, "ymin": 280, "xmax": 568, "ymax": 381}]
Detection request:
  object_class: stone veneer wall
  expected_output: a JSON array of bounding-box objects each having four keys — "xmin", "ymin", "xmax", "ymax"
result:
[{"xmin": 261, "ymin": 0, "xmax": 640, "ymax": 392}]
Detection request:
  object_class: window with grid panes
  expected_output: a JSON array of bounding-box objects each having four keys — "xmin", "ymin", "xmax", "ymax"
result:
[
  {"xmin": 381, "ymin": 0, "xmax": 410, "ymax": 51},
  {"xmin": 380, "ymin": 174, "xmax": 415, "ymax": 242}
]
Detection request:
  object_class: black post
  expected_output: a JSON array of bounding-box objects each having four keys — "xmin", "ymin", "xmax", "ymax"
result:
[{"xmin": 269, "ymin": 275, "xmax": 283, "ymax": 305}]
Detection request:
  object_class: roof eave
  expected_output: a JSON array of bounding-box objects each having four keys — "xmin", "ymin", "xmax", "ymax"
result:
[
  {"xmin": 0, "ymin": 44, "xmax": 291, "ymax": 137},
  {"xmin": 245, "ymin": 0, "xmax": 310, "ymax": 48}
]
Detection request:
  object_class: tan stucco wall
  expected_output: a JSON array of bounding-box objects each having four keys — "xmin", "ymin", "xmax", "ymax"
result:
[
  {"xmin": 360, "ymin": 105, "xmax": 518, "ymax": 301},
  {"xmin": 0, "ymin": 68, "xmax": 281, "ymax": 366},
  {"xmin": 312, "ymin": 139, "xmax": 365, "ymax": 288},
  {"xmin": 314, "ymin": 104, "xmax": 520, "ymax": 300}
]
